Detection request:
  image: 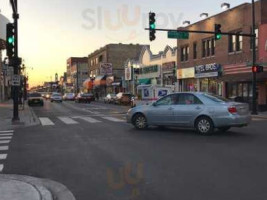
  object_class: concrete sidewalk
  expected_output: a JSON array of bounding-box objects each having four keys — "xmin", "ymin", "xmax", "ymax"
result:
[
  {"xmin": 0, "ymin": 100, "xmax": 40, "ymax": 131},
  {"xmin": 0, "ymin": 174, "xmax": 76, "ymax": 200},
  {"xmin": 252, "ymin": 111, "xmax": 267, "ymax": 119}
]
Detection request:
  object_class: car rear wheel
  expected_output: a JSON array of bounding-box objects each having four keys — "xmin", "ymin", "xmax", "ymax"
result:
[
  {"xmin": 133, "ymin": 114, "xmax": 147, "ymax": 130},
  {"xmin": 195, "ymin": 117, "xmax": 214, "ymax": 135},
  {"xmin": 218, "ymin": 126, "xmax": 231, "ymax": 132}
]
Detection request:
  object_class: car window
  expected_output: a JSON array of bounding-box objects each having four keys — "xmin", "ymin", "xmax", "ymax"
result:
[
  {"xmin": 156, "ymin": 95, "xmax": 177, "ymax": 106},
  {"xmin": 202, "ymin": 94, "xmax": 230, "ymax": 103},
  {"xmin": 177, "ymin": 94, "xmax": 203, "ymax": 105}
]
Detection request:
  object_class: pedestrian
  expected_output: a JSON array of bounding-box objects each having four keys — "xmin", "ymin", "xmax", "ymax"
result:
[{"xmin": 95, "ymin": 93, "xmax": 99, "ymax": 101}]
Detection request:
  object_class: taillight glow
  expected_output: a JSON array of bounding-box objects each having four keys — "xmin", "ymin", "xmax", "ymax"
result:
[{"xmin": 228, "ymin": 106, "xmax": 237, "ymax": 114}]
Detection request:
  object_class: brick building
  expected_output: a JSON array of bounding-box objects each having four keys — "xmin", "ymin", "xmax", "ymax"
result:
[
  {"xmin": 177, "ymin": 1, "xmax": 267, "ymax": 111},
  {"xmin": 66, "ymin": 57, "xmax": 89, "ymax": 93},
  {"xmin": 88, "ymin": 43, "xmax": 145, "ymax": 97}
]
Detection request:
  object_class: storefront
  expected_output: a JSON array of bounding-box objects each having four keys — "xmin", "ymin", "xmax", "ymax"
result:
[
  {"xmin": 137, "ymin": 65, "xmax": 160, "ymax": 86},
  {"xmin": 162, "ymin": 62, "xmax": 176, "ymax": 86},
  {"xmin": 195, "ymin": 63, "xmax": 223, "ymax": 95},
  {"xmin": 177, "ymin": 67, "xmax": 195, "ymax": 92}
]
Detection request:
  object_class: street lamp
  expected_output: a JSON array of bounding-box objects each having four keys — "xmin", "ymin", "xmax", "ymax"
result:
[
  {"xmin": 221, "ymin": 3, "xmax": 230, "ymax": 10},
  {"xmin": 200, "ymin": 13, "xmax": 208, "ymax": 20}
]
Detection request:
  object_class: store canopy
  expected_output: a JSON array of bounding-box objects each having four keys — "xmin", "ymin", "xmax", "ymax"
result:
[
  {"xmin": 138, "ymin": 78, "xmax": 151, "ymax": 85},
  {"xmin": 83, "ymin": 78, "xmax": 94, "ymax": 90},
  {"xmin": 94, "ymin": 75, "xmax": 106, "ymax": 86}
]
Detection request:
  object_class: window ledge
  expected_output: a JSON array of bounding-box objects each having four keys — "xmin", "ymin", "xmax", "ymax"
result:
[{"xmin": 228, "ymin": 51, "xmax": 242, "ymax": 55}]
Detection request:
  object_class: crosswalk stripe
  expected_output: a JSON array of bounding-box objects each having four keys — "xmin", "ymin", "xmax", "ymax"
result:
[
  {"xmin": 0, "ymin": 146, "xmax": 9, "ymax": 151},
  {"xmin": 101, "ymin": 116, "xmax": 125, "ymax": 122},
  {"xmin": 58, "ymin": 117, "xmax": 79, "ymax": 124},
  {"xmin": 74, "ymin": 116, "xmax": 101, "ymax": 123},
  {"xmin": 0, "ymin": 133, "xmax": 13, "ymax": 136},
  {"xmin": 0, "ymin": 136, "xmax": 12, "ymax": 140},
  {"xmin": 39, "ymin": 117, "xmax": 55, "ymax": 126},
  {"xmin": 0, "ymin": 140, "xmax": 10, "ymax": 144},
  {"xmin": 0, "ymin": 130, "xmax": 14, "ymax": 133},
  {"xmin": 0, "ymin": 154, "xmax": 7, "ymax": 160},
  {"xmin": 0, "ymin": 164, "xmax": 3, "ymax": 172}
]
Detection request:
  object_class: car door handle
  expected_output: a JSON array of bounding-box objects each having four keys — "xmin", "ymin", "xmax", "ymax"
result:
[
  {"xmin": 195, "ymin": 106, "xmax": 201, "ymax": 110},
  {"xmin": 168, "ymin": 107, "xmax": 174, "ymax": 110}
]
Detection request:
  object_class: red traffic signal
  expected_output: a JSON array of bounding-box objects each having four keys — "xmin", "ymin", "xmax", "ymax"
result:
[{"xmin": 252, "ymin": 65, "xmax": 264, "ymax": 73}]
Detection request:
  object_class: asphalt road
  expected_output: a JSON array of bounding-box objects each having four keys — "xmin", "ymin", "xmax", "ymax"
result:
[{"xmin": 2, "ymin": 100, "xmax": 267, "ymax": 200}]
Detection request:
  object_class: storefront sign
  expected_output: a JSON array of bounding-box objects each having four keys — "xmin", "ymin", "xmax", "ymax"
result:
[
  {"xmin": 12, "ymin": 75, "xmax": 20, "ymax": 86},
  {"xmin": 100, "ymin": 63, "xmax": 113, "ymax": 75},
  {"xmin": 177, "ymin": 67, "xmax": 195, "ymax": 79},
  {"xmin": 140, "ymin": 65, "xmax": 158, "ymax": 74},
  {"xmin": 162, "ymin": 62, "xmax": 175, "ymax": 72},
  {"xmin": 125, "ymin": 66, "xmax": 132, "ymax": 81},
  {"xmin": 195, "ymin": 63, "xmax": 221, "ymax": 78},
  {"xmin": 106, "ymin": 76, "xmax": 114, "ymax": 86}
]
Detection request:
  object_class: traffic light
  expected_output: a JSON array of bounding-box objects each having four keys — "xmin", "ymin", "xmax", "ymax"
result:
[
  {"xmin": 149, "ymin": 12, "xmax": 156, "ymax": 41},
  {"xmin": 252, "ymin": 65, "xmax": 264, "ymax": 73},
  {"xmin": 6, "ymin": 23, "xmax": 15, "ymax": 58},
  {"xmin": 214, "ymin": 24, "xmax": 222, "ymax": 40}
]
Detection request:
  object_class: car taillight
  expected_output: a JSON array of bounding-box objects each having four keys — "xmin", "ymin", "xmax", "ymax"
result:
[{"xmin": 228, "ymin": 106, "xmax": 237, "ymax": 114}]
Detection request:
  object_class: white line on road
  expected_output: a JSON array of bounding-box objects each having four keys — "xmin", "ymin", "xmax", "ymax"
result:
[
  {"xmin": 0, "ymin": 130, "xmax": 14, "ymax": 133},
  {"xmin": 0, "ymin": 140, "xmax": 10, "ymax": 144},
  {"xmin": 73, "ymin": 116, "xmax": 101, "ymax": 123},
  {"xmin": 39, "ymin": 117, "xmax": 55, "ymax": 126},
  {"xmin": 58, "ymin": 117, "xmax": 79, "ymax": 125},
  {"xmin": 0, "ymin": 136, "xmax": 12, "ymax": 140},
  {"xmin": 0, "ymin": 164, "xmax": 3, "ymax": 172},
  {"xmin": 0, "ymin": 146, "xmax": 9, "ymax": 151},
  {"xmin": 0, "ymin": 133, "xmax": 13, "ymax": 136},
  {"xmin": 0, "ymin": 154, "xmax": 7, "ymax": 160},
  {"xmin": 101, "ymin": 116, "xmax": 125, "ymax": 122}
]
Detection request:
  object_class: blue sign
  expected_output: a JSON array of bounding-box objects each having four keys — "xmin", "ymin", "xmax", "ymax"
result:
[{"xmin": 158, "ymin": 90, "xmax": 168, "ymax": 97}]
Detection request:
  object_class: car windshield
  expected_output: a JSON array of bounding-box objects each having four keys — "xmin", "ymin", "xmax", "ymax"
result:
[
  {"xmin": 29, "ymin": 93, "xmax": 41, "ymax": 97},
  {"xmin": 202, "ymin": 93, "xmax": 231, "ymax": 103},
  {"xmin": 52, "ymin": 94, "xmax": 61, "ymax": 97}
]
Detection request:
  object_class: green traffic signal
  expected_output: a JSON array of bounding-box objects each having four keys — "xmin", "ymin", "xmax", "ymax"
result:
[
  {"xmin": 150, "ymin": 23, "xmax": 156, "ymax": 29},
  {"xmin": 216, "ymin": 34, "xmax": 222, "ymax": 40},
  {"xmin": 8, "ymin": 36, "xmax": 14, "ymax": 44}
]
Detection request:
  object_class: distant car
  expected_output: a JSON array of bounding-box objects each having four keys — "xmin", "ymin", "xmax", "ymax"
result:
[
  {"xmin": 75, "ymin": 93, "xmax": 93, "ymax": 103},
  {"xmin": 115, "ymin": 93, "xmax": 133, "ymax": 105},
  {"xmin": 104, "ymin": 94, "xmax": 116, "ymax": 104},
  {"xmin": 126, "ymin": 92, "xmax": 251, "ymax": 135},
  {"xmin": 50, "ymin": 93, "xmax": 63, "ymax": 103},
  {"xmin": 28, "ymin": 92, "xmax": 44, "ymax": 106},
  {"xmin": 63, "ymin": 93, "xmax": 76, "ymax": 101},
  {"xmin": 44, "ymin": 93, "xmax": 52, "ymax": 100}
]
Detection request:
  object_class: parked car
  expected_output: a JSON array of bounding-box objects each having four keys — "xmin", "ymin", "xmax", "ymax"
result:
[
  {"xmin": 104, "ymin": 94, "xmax": 116, "ymax": 104},
  {"xmin": 115, "ymin": 93, "xmax": 133, "ymax": 105},
  {"xmin": 63, "ymin": 93, "xmax": 76, "ymax": 101},
  {"xmin": 50, "ymin": 93, "xmax": 63, "ymax": 103},
  {"xmin": 28, "ymin": 92, "xmax": 44, "ymax": 106},
  {"xmin": 75, "ymin": 93, "xmax": 94, "ymax": 103},
  {"xmin": 126, "ymin": 92, "xmax": 251, "ymax": 135}
]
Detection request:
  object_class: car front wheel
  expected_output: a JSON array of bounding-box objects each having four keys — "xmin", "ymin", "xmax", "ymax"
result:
[
  {"xmin": 133, "ymin": 114, "xmax": 147, "ymax": 130},
  {"xmin": 195, "ymin": 117, "xmax": 214, "ymax": 135}
]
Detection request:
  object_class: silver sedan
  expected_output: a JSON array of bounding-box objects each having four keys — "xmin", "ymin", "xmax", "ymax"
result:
[{"xmin": 126, "ymin": 92, "xmax": 251, "ymax": 135}]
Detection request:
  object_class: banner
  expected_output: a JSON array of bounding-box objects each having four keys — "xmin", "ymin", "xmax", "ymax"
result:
[{"xmin": 100, "ymin": 63, "xmax": 113, "ymax": 75}]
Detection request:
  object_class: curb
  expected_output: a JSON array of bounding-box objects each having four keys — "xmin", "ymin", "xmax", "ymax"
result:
[
  {"xmin": 0, "ymin": 174, "xmax": 76, "ymax": 200},
  {"xmin": 252, "ymin": 115, "xmax": 267, "ymax": 119}
]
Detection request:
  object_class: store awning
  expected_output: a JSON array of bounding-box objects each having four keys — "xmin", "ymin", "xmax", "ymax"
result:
[
  {"xmin": 138, "ymin": 78, "xmax": 151, "ymax": 85},
  {"xmin": 83, "ymin": 78, "xmax": 94, "ymax": 90},
  {"xmin": 94, "ymin": 75, "xmax": 106, "ymax": 86}
]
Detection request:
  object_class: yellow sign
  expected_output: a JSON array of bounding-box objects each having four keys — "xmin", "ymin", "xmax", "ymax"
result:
[{"xmin": 177, "ymin": 67, "xmax": 195, "ymax": 79}]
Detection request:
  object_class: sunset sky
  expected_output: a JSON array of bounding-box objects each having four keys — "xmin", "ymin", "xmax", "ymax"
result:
[{"xmin": 1, "ymin": 0, "xmax": 248, "ymax": 87}]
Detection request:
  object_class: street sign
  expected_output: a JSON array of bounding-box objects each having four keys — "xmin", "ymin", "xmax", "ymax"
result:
[
  {"xmin": 12, "ymin": 75, "xmax": 20, "ymax": 86},
  {"xmin": 168, "ymin": 31, "xmax": 189, "ymax": 39}
]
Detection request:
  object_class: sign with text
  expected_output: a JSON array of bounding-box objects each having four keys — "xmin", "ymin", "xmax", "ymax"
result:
[
  {"xmin": 140, "ymin": 65, "xmax": 158, "ymax": 74},
  {"xmin": 12, "ymin": 75, "xmax": 20, "ymax": 86},
  {"xmin": 162, "ymin": 62, "xmax": 175, "ymax": 72},
  {"xmin": 100, "ymin": 63, "xmax": 113, "ymax": 75},
  {"xmin": 195, "ymin": 63, "xmax": 221, "ymax": 78},
  {"xmin": 177, "ymin": 67, "xmax": 195, "ymax": 79},
  {"xmin": 168, "ymin": 31, "xmax": 189, "ymax": 39}
]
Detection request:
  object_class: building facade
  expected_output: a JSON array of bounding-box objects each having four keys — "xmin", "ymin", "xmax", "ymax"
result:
[
  {"xmin": 66, "ymin": 57, "xmax": 89, "ymax": 93},
  {"xmin": 177, "ymin": 1, "xmax": 267, "ymax": 111},
  {"xmin": 88, "ymin": 43, "xmax": 145, "ymax": 97}
]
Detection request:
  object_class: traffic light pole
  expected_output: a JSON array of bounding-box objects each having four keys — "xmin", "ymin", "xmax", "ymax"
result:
[
  {"xmin": 11, "ymin": 0, "xmax": 20, "ymax": 122},
  {"xmin": 251, "ymin": 0, "xmax": 257, "ymax": 115}
]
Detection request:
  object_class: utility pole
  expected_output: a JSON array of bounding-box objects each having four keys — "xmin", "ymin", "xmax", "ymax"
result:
[{"xmin": 251, "ymin": 0, "xmax": 257, "ymax": 115}]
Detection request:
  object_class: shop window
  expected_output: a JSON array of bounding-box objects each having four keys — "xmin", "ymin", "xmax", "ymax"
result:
[
  {"xmin": 238, "ymin": 83, "xmax": 243, "ymax": 97},
  {"xmin": 250, "ymin": 28, "xmax": 259, "ymax": 49},
  {"xmin": 193, "ymin": 42, "xmax": 197, "ymax": 59}
]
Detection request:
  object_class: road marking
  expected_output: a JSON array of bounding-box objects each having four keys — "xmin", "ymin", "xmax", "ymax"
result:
[
  {"xmin": 0, "ymin": 146, "xmax": 9, "ymax": 151},
  {"xmin": 101, "ymin": 116, "xmax": 125, "ymax": 122},
  {"xmin": 0, "ymin": 140, "xmax": 10, "ymax": 144},
  {"xmin": 0, "ymin": 130, "xmax": 14, "ymax": 133},
  {"xmin": 0, "ymin": 154, "xmax": 7, "ymax": 160},
  {"xmin": 39, "ymin": 117, "xmax": 55, "ymax": 126},
  {"xmin": 0, "ymin": 133, "xmax": 13, "ymax": 136},
  {"xmin": 0, "ymin": 164, "xmax": 3, "ymax": 172},
  {"xmin": 58, "ymin": 117, "xmax": 79, "ymax": 125},
  {"xmin": 0, "ymin": 136, "xmax": 12, "ymax": 140},
  {"xmin": 73, "ymin": 116, "xmax": 101, "ymax": 123}
]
